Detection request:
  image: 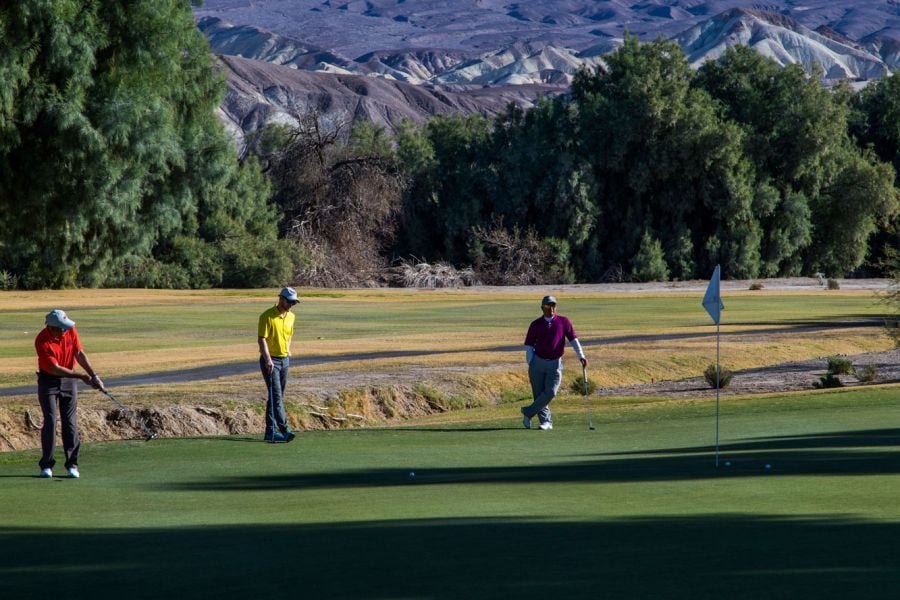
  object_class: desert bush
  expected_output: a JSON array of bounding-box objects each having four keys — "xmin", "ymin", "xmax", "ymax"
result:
[
  {"xmin": 814, "ymin": 372, "xmax": 844, "ymax": 388},
  {"xmin": 261, "ymin": 114, "xmax": 406, "ymax": 287},
  {"xmin": 703, "ymin": 364, "xmax": 733, "ymax": 388},
  {"xmin": 855, "ymin": 364, "xmax": 878, "ymax": 383},
  {"xmin": 886, "ymin": 319, "xmax": 900, "ymax": 348},
  {"xmin": 570, "ymin": 374, "xmax": 598, "ymax": 395},
  {"xmin": 470, "ymin": 219, "xmax": 571, "ymax": 285},
  {"xmin": 826, "ymin": 278, "xmax": 841, "ymax": 290},
  {"xmin": 219, "ymin": 235, "xmax": 295, "ymax": 288},
  {"xmin": 827, "ymin": 356, "xmax": 853, "ymax": 375}
]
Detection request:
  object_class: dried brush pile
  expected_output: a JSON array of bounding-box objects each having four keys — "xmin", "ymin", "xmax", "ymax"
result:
[{"xmin": 384, "ymin": 259, "xmax": 479, "ymax": 288}]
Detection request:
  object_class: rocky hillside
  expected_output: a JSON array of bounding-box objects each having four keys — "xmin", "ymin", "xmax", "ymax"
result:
[
  {"xmin": 195, "ymin": 1, "xmax": 900, "ymax": 140},
  {"xmin": 675, "ymin": 8, "xmax": 890, "ymax": 82},
  {"xmin": 217, "ymin": 54, "xmax": 564, "ymax": 150}
]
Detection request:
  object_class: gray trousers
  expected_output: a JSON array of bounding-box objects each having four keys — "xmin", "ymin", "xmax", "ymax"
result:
[
  {"xmin": 260, "ymin": 355, "xmax": 290, "ymax": 435},
  {"xmin": 524, "ymin": 357, "xmax": 563, "ymax": 425},
  {"xmin": 37, "ymin": 371, "xmax": 80, "ymax": 470}
]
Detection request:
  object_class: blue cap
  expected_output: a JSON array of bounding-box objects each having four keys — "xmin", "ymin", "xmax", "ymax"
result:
[
  {"xmin": 280, "ymin": 287, "xmax": 299, "ymax": 304},
  {"xmin": 46, "ymin": 309, "xmax": 75, "ymax": 331},
  {"xmin": 541, "ymin": 295, "xmax": 557, "ymax": 306}
]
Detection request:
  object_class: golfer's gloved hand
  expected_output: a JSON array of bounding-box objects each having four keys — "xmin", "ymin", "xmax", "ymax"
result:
[{"xmin": 90, "ymin": 374, "xmax": 105, "ymax": 391}]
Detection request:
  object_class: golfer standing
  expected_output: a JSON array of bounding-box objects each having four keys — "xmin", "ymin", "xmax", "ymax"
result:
[
  {"xmin": 522, "ymin": 295, "xmax": 587, "ymax": 430},
  {"xmin": 258, "ymin": 287, "xmax": 299, "ymax": 443},
  {"xmin": 34, "ymin": 310, "xmax": 104, "ymax": 478}
]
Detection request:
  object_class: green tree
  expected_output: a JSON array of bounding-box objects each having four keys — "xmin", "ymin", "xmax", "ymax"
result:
[
  {"xmin": 0, "ymin": 1, "xmax": 285, "ymax": 288},
  {"xmin": 696, "ymin": 46, "xmax": 896, "ymax": 276},
  {"xmin": 573, "ymin": 37, "xmax": 759, "ymax": 280},
  {"xmin": 631, "ymin": 231, "xmax": 670, "ymax": 282}
]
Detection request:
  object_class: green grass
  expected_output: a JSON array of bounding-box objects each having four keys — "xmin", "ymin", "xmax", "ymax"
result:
[{"xmin": 1, "ymin": 386, "xmax": 898, "ymax": 599}]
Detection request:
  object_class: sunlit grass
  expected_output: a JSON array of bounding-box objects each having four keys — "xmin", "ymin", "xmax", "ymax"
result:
[{"xmin": 0, "ymin": 287, "xmax": 891, "ymax": 389}]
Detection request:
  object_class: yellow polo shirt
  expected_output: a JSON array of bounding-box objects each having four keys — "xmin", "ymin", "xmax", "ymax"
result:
[{"xmin": 258, "ymin": 305, "xmax": 295, "ymax": 358}]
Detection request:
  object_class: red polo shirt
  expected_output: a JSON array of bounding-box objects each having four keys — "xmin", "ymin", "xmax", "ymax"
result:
[{"xmin": 35, "ymin": 327, "xmax": 83, "ymax": 375}]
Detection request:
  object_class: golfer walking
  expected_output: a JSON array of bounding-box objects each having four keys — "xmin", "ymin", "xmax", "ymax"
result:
[
  {"xmin": 34, "ymin": 310, "xmax": 105, "ymax": 478},
  {"xmin": 522, "ymin": 295, "xmax": 587, "ymax": 430},
  {"xmin": 258, "ymin": 287, "xmax": 299, "ymax": 443}
]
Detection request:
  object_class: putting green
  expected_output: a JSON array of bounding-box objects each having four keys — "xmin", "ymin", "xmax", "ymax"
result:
[{"xmin": 1, "ymin": 386, "xmax": 897, "ymax": 599}]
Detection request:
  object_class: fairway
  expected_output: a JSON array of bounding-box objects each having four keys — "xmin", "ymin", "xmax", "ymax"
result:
[{"xmin": 1, "ymin": 387, "xmax": 898, "ymax": 599}]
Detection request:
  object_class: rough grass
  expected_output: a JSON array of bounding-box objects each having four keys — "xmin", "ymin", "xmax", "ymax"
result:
[{"xmin": 0, "ymin": 288, "xmax": 891, "ymax": 389}]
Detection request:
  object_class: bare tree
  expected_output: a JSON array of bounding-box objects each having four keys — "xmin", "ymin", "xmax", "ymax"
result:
[{"xmin": 258, "ymin": 111, "xmax": 407, "ymax": 286}]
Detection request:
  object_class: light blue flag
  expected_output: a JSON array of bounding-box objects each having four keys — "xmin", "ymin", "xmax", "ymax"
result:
[{"xmin": 702, "ymin": 265, "xmax": 724, "ymax": 325}]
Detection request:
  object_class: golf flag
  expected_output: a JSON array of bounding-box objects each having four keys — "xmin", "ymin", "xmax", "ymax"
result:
[{"xmin": 702, "ymin": 265, "xmax": 724, "ymax": 325}]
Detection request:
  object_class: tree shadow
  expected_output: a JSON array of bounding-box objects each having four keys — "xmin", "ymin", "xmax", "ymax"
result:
[
  {"xmin": 594, "ymin": 429, "xmax": 900, "ymax": 456},
  {"xmin": 1, "ymin": 515, "xmax": 897, "ymax": 599},
  {"xmin": 159, "ymin": 428, "xmax": 900, "ymax": 492}
]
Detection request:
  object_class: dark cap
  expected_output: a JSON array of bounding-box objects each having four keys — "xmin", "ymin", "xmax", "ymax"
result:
[{"xmin": 541, "ymin": 295, "xmax": 557, "ymax": 306}]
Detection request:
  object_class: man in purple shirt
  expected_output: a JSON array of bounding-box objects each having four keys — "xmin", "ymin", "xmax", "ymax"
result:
[{"xmin": 521, "ymin": 295, "xmax": 587, "ymax": 430}]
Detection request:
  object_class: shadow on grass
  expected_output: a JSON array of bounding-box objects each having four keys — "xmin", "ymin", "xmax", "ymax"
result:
[
  {"xmin": 1, "ymin": 515, "xmax": 897, "ymax": 599},
  {"xmin": 161, "ymin": 429, "xmax": 900, "ymax": 491},
  {"xmin": 596, "ymin": 429, "xmax": 900, "ymax": 456}
]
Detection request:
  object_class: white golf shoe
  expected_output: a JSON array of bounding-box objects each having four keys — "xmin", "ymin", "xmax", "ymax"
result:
[
  {"xmin": 539, "ymin": 422, "xmax": 553, "ymax": 431},
  {"xmin": 40, "ymin": 468, "xmax": 53, "ymax": 478},
  {"xmin": 67, "ymin": 466, "xmax": 80, "ymax": 479}
]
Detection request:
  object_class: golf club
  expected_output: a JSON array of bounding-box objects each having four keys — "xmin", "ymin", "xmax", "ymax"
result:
[
  {"xmin": 100, "ymin": 388, "xmax": 157, "ymax": 441},
  {"xmin": 583, "ymin": 364, "xmax": 595, "ymax": 431}
]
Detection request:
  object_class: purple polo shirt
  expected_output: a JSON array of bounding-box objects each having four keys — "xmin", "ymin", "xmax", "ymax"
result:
[{"xmin": 524, "ymin": 315, "xmax": 577, "ymax": 360}]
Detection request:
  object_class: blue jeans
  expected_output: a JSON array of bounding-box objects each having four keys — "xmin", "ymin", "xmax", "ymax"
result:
[
  {"xmin": 260, "ymin": 356, "xmax": 290, "ymax": 436},
  {"xmin": 524, "ymin": 357, "xmax": 562, "ymax": 425}
]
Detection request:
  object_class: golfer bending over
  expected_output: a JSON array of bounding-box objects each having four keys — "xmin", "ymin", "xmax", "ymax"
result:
[
  {"xmin": 34, "ymin": 310, "xmax": 105, "ymax": 479},
  {"xmin": 258, "ymin": 287, "xmax": 299, "ymax": 443},
  {"xmin": 521, "ymin": 295, "xmax": 587, "ymax": 430}
]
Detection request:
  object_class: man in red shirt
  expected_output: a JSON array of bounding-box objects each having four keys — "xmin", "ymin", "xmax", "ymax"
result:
[
  {"xmin": 522, "ymin": 296, "xmax": 587, "ymax": 431},
  {"xmin": 34, "ymin": 309, "xmax": 104, "ymax": 479}
]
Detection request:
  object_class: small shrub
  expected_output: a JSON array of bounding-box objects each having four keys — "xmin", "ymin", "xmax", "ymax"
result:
[
  {"xmin": 570, "ymin": 375, "xmax": 598, "ymax": 395},
  {"xmin": 631, "ymin": 231, "xmax": 670, "ymax": 282},
  {"xmin": 885, "ymin": 318, "xmax": 900, "ymax": 349},
  {"xmin": 827, "ymin": 356, "xmax": 853, "ymax": 375},
  {"xmin": 826, "ymin": 278, "xmax": 841, "ymax": 290},
  {"xmin": 703, "ymin": 364, "xmax": 733, "ymax": 389},
  {"xmin": 855, "ymin": 364, "xmax": 878, "ymax": 383},
  {"xmin": 0, "ymin": 270, "xmax": 18, "ymax": 290},
  {"xmin": 748, "ymin": 282, "xmax": 764, "ymax": 291},
  {"xmin": 814, "ymin": 372, "xmax": 844, "ymax": 388}
]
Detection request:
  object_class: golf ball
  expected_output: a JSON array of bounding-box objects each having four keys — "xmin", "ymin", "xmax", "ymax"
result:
[{"xmin": 409, "ymin": 471, "xmax": 415, "ymax": 478}]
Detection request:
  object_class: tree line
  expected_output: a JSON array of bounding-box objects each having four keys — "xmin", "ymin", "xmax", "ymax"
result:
[
  {"xmin": 1, "ymin": 4, "xmax": 898, "ymax": 289},
  {"xmin": 261, "ymin": 37, "xmax": 899, "ymax": 286}
]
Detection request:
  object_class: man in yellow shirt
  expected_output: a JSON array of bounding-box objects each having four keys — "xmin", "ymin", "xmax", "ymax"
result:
[{"xmin": 258, "ymin": 287, "xmax": 299, "ymax": 443}]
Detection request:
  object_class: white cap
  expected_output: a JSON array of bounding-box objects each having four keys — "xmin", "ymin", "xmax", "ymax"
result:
[
  {"xmin": 280, "ymin": 287, "xmax": 299, "ymax": 304},
  {"xmin": 46, "ymin": 309, "xmax": 75, "ymax": 331}
]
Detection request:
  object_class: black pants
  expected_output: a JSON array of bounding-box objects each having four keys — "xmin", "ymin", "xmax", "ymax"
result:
[{"xmin": 37, "ymin": 371, "xmax": 80, "ymax": 470}]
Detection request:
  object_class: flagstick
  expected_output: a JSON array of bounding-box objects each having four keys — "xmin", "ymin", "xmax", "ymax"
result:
[{"xmin": 715, "ymin": 321, "xmax": 720, "ymax": 468}]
